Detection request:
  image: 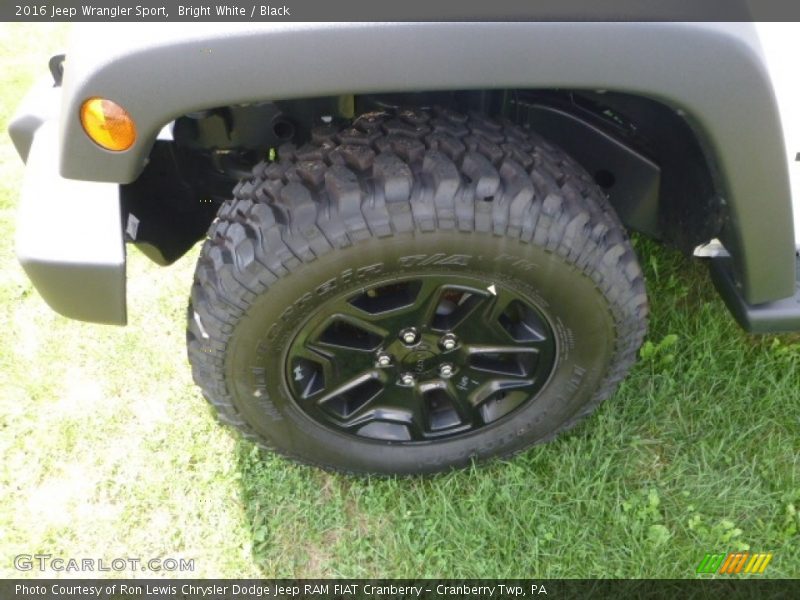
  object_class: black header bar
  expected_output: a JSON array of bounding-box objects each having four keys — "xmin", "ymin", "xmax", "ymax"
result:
[
  {"xmin": 2, "ymin": 579, "xmax": 799, "ymax": 600},
  {"xmin": 5, "ymin": 0, "xmax": 800, "ymax": 22}
]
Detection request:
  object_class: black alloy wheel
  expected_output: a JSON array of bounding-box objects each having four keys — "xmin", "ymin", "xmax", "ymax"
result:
[{"xmin": 285, "ymin": 275, "xmax": 557, "ymax": 443}]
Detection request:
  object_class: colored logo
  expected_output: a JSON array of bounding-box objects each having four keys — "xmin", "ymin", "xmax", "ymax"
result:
[{"xmin": 696, "ymin": 552, "xmax": 773, "ymax": 574}]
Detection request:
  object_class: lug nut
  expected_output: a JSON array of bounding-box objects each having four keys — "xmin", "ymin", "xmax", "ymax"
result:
[
  {"xmin": 440, "ymin": 333, "xmax": 458, "ymax": 351},
  {"xmin": 439, "ymin": 363, "xmax": 454, "ymax": 378},
  {"xmin": 399, "ymin": 327, "xmax": 419, "ymax": 345},
  {"xmin": 400, "ymin": 373, "xmax": 416, "ymax": 386},
  {"xmin": 377, "ymin": 353, "xmax": 392, "ymax": 367}
]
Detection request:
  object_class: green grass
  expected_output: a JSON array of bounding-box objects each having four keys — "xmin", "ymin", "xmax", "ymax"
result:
[{"xmin": 1, "ymin": 23, "xmax": 798, "ymax": 579}]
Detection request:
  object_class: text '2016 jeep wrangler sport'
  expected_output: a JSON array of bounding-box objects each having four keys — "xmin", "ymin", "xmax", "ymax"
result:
[{"xmin": 9, "ymin": 22, "xmax": 800, "ymax": 474}]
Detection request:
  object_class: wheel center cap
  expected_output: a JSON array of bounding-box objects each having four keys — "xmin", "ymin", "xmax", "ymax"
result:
[{"xmin": 401, "ymin": 349, "xmax": 438, "ymax": 375}]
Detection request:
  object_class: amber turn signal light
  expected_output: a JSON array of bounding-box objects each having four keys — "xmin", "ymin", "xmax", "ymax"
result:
[{"xmin": 80, "ymin": 97, "xmax": 136, "ymax": 151}]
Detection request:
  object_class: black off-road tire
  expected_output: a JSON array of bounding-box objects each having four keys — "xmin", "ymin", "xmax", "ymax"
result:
[{"xmin": 187, "ymin": 108, "xmax": 648, "ymax": 475}]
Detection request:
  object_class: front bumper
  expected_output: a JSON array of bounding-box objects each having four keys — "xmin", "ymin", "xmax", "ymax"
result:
[
  {"xmin": 710, "ymin": 254, "xmax": 800, "ymax": 334},
  {"xmin": 11, "ymin": 82, "xmax": 127, "ymax": 325}
]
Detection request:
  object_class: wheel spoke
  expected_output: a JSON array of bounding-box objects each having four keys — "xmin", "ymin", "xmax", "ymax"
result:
[
  {"xmin": 331, "ymin": 278, "xmax": 432, "ymax": 330},
  {"xmin": 314, "ymin": 371, "xmax": 384, "ymax": 420},
  {"xmin": 287, "ymin": 346, "xmax": 330, "ymax": 399},
  {"xmin": 436, "ymin": 381, "xmax": 481, "ymax": 429},
  {"xmin": 340, "ymin": 403, "xmax": 412, "ymax": 431},
  {"xmin": 452, "ymin": 321, "xmax": 505, "ymax": 346},
  {"xmin": 422, "ymin": 284, "xmax": 493, "ymax": 332},
  {"xmin": 467, "ymin": 344, "xmax": 541, "ymax": 355},
  {"xmin": 309, "ymin": 313, "xmax": 389, "ymax": 351},
  {"xmin": 468, "ymin": 376, "xmax": 536, "ymax": 409},
  {"xmin": 466, "ymin": 344, "xmax": 541, "ymax": 378},
  {"xmin": 340, "ymin": 384, "xmax": 421, "ymax": 441},
  {"xmin": 315, "ymin": 370, "xmax": 378, "ymax": 405},
  {"xmin": 363, "ymin": 278, "xmax": 444, "ymax": 332},
  {"xmin": 288, "ymin": 341, "xmax": 379, "ymax": 400},
  {"xmin": 409, "ymin": 384, "xmax": 441, "ymax": 439},
  {"xmin": 317, "ymin": 344, "xmax": 380, "ymax": 387},
  {"xmin": 448, "ymin": 294, "xmax": 508, "ymax": 343}
]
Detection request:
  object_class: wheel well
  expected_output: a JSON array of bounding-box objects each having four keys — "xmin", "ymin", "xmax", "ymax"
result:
[{"xmin": 122, "ymin": 89, "xmax": 721, "ymax": 264}]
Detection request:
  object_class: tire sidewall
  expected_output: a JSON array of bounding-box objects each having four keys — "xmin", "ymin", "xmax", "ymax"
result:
[{"xmin": 227, "ymin": 229, "xmax": 616, "ymax": 474}]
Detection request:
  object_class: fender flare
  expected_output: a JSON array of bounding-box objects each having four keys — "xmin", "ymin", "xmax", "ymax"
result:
[{"xmin": 56, "ymin": 21, "xmax": 794, "ymax": 304}]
